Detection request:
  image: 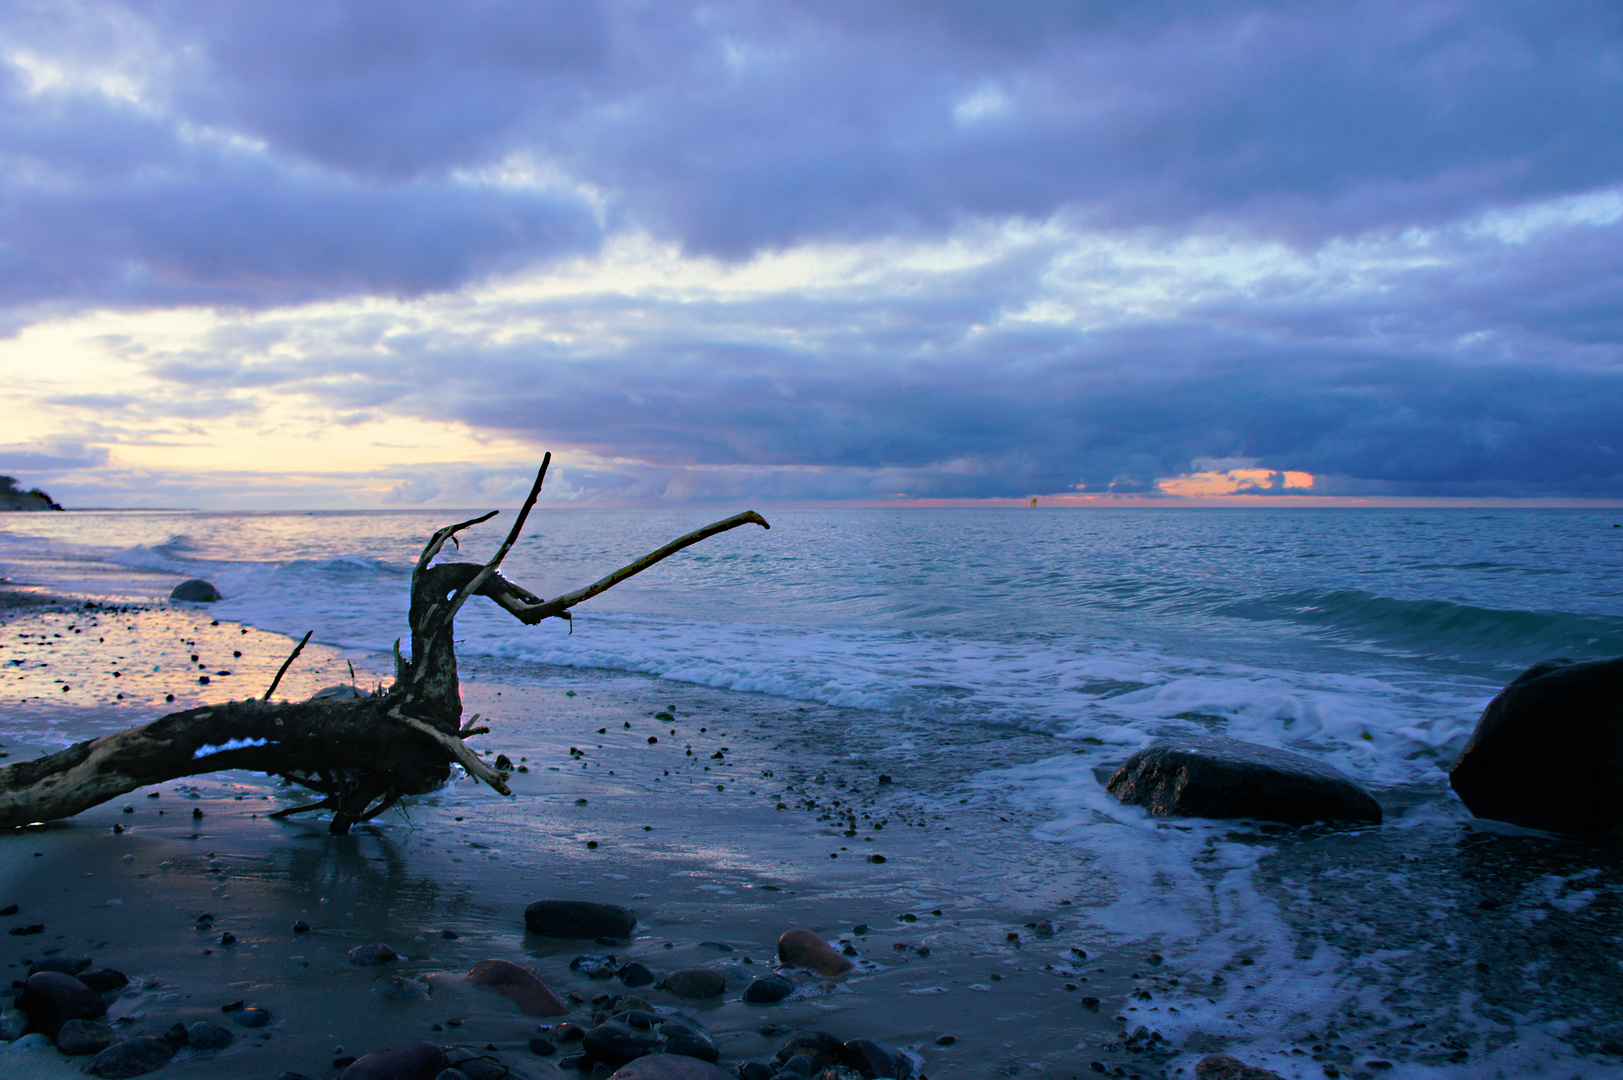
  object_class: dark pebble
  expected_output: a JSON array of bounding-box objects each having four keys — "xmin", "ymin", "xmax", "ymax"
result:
[
  {"xmin": 0, "ymin": 903, "xmax": 16, "ymax": 915},
  {"xmin": 530, "ymin": 1037, "xmax": 557, "ymax": 1056},
  {"xmin": 742, "ymin": 976, "xmax": 794, "ymax": 1004},
  {"xmin": 85, "ymin": 1036, "xmax": 173, "ymax": 1078},
  {"xmin": 29, "ymin": 955, "xmax": 89, "ymax": 976},
  {"xmin": 737, "ymin": 1062, "xmax": 775, "ymax": 1080},
  {"xmin": 78, "ymin": 969, "xmax": 130, "ymax": 993},
  {"xmin": 233, "ymin": 1007, "xmax": 273, "ymax": 1028},
  {"xmin": 558, "ymin": 1052, "xmax": 589, "ymax": 1071},
  {"xmin": 584, "ymin": 1019, "xmax": 664, "ymax": 1067},
  {"xmin": 9, "ymin": 924, "xmax": 45, "ymax": 935},
  {"xmin": 661, "ymin": 1015, "xmax": 720, "ymax": 1062},
  {"xmin": 619, "ymin": 961, "xmax": 656, "ymax": 987},
  {"xmin": 524, "ymin": 900, "xmax": 637, "ymax": 940},
  {"xmin": 556, "ymin": 1021, "xmax": 588, "ymax": 1042},
  {"xmin": 774, "ymin": 1031, "xmax": 843, "ymax": 1070},
  {"xmin": 339, "ymin": 1041, "xmax": 447, "ymax": 1080},
  {"xmin": 17, "ymin": 970, "xmax": 106, "ymax": 1040},
  {"xmin": 698, "ymin": 941, "xmax": 735, "ymax": 952},
  {"xmin": 840, "ymin": 1038, "xmax": 904, "ymax": 1080},
  {"xmin": 187, "ymin": 1020, "xmax": 235, "ymax": 1049},
  {"xmin": 293, "ymin": 920, "xmax": 311, "ymax": 933},
  {"xmin": 663, "ymin": 968, "xmax": 726, "ymax": 998},
  {"xmin": 348, "ymin": 942, "xmax": 400, "ymax": 966},
  {"xmin": 447, "ymin": 1054, "xmax": 509, "ymax": 1080},
  {"xmin": 56, "ymin": 1018, "xmax": 115, "ymax": 1055}
]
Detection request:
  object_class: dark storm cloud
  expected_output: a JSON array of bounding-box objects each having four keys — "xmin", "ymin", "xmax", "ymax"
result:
[{"xmin": 6, "ymin": 0, "xmax": 1621, "ymax": 299}]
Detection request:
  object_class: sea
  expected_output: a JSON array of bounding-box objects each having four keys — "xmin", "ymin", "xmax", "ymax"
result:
[{"xmin": 3, "ymin": 506, "xmax": 1622, "ymax": 1075}]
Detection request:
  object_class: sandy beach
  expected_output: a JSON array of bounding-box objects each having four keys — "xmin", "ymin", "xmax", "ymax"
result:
[{"xmin": 1, "ymin": 597, "xmax": 1186, "ymax": 1080}]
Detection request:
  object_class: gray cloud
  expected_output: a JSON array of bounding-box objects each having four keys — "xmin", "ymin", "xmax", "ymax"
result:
[{"xmin": 3, "ymin": 1, "xmax": 1621, "ymax": 500}]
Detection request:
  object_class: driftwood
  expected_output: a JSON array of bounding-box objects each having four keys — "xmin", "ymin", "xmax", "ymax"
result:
[{"xmin": 0, "ymin": 457, "xmax": 769, "ymax": 834}]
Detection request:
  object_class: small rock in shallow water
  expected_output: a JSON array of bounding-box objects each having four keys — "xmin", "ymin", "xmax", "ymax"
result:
[
  {"xmin": 232, "ymin": 1007, "xmax": 272, "ymax": 1027},
  {"xmin": 348, "ymin": 943, "xmax": 399, "ymax": 966},
  {"xmin": 1194, "ymin": 1054, "xmax": 1286, "ymax": 1080},
  {"xmin": 662, "ymin": 968, "xmax": 726, "ymax": 998},
  {"xmin": 339, "ymin": 1041, "xmax": 448, "ymax": 1080},
  {"xmin": 54, "ymin": 1018, "xmax": 114, "ymax": 1055},
  {"xmin": 742, "ymin": 976, "xmax": 794, "ymax": 1004},
  {"xmin": 774, "ymin": 1031, "xmax": 844, "ymax": 1071},
  {"xmin": 529, "ymin": 1037, "xmax": 557, "ymax": 1056},
  {"xmin": 776, "ymin": 929, "xmax": 855, "ymax": 976},
  {"xmin": 618, "ymin": 961, "xmax": 655, "ymax": 987},
  {"xmin": 524, "ymin": 900, "xmax": 637, "ymax": 940},
  {"xmin": 85, "ymin": 1036, "xmax": 173, "ymax": 1078},
  {"xmin": 467, "ymin": 958, "xmax": 570, "ymax": 1017},
  {"xmin": 186, "ymin": 1020, "xmax": 234, "ymax": 1049},
  {"xmin": 16, "ymin": 970, "xmax": 106, "ymax": 1040}
]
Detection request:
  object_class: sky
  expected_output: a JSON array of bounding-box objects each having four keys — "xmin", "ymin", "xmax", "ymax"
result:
[{"xmin": 1, "ymin": 0, "xmax": 1621, "ymax": 508}]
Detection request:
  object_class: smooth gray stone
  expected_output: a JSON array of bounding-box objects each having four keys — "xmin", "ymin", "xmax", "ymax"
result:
[
  {"xmin": 661, "ymin": 968, "xmax": 725, "ymax": 999},
  {"xmin": 186, "ymin": 1021, "xmax": 234, "ymax": 1050},
  {"xmin": 742, "ymin": 976, "xmax": 794, "ymax": 1004},
  {"xmin": 54, "ymin": 1018, "xmax": 114, "ymax": 1055}
]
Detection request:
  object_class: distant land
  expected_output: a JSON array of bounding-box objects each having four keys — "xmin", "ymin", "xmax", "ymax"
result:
[{"xmin": 0, "ymin": 474, "xmax": 63, "ymax": 511}]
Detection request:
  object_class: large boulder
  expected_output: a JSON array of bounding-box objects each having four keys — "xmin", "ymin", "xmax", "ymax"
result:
[
  {"xmin": 15, "ymin": 971, "xmax": 106, "ymax": 1040},
  {"xmin": 170, "ymin": 579, "xmax": 222, "ymax": 602},
  {"xmin": 1106, "ymin": 736, "xmax": 1381, "ymax": 826},
  {"xmin": 1449, "ymin": 656, "xmax": 1623, "ymax": 840}
]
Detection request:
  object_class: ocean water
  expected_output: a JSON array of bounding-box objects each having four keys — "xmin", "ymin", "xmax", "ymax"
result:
[{"xmin": 4, "ymin": 506, "xmax": 1622, "ymax": 1074}]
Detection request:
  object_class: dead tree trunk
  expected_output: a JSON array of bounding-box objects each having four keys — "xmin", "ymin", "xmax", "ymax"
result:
[{"xmin": 0, "ymin": 456, "xmax": 769, "ymax": 834}]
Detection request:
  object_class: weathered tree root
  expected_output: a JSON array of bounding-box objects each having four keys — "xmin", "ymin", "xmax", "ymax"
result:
[{"xmin": 0, "ymin": 457, "xmax": 769, "ymax": 834}]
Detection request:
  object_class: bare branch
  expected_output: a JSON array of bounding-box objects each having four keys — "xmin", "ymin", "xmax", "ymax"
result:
[
  {"xmin": 513, "ymin": 510, "xmax": 770, "ymax": 624},
  {"xmin": 264, "ymin": 630, "xmax": 314, "ymax": 701},
  {"xmin": 416, "ymin": 510, "xmax": 500, "ymax": 572},
  {"xmin": 440, "ymin": 453, "xmax": 551, "ymax": 632}
]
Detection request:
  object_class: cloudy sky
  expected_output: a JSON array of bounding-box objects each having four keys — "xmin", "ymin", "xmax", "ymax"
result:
[{"xmin": 2, "ymin": 0, "xmax": 1620, "ymax": 507}]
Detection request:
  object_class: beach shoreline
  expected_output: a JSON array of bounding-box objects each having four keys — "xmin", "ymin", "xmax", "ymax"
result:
[{"xmin": 1, "ymin": 598, "xmax": 1180, "ymax": 1080}]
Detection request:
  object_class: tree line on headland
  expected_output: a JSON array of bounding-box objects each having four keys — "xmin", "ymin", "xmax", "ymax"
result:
[{"xmin": 0, "ymin": 475, "xmax": 62, "ymax": 512}]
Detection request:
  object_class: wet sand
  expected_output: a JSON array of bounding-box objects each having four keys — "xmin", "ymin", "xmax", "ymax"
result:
[{"xmin": 0, "ymin": 604, "xmax": 1182, "ymax": 1080}]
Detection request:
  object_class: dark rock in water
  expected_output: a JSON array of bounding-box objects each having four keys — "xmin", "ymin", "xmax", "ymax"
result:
[
  {"xmin": 742, "ymin": 976, "xmax": 794, "ymax": 1004},
  {"xmin": 1106, "ymin": 736, "xmax": 1381, "ymax": 826},
  {"xmin": 736, "ymin": 1063, "xmax": 774, "ymax": 1080},
  {"xmin": 662, "ymin": 968, "xmax": 725, "ymax": 998},
  {"xmin": 584, "ymin": 1020, "xmax": 664, "ymax": 1067},
  {"xmin": 17, "ymin": 970, "xmax": 107, "ymax": 1040},
  {"xmin": 556, "ymin": 1021, "xmax": 588, "ymax": 1042},
  {"xmin": 618, "ymin": 961, "xmax": 656, "ymax": 987},
  {"xmin": 186, "ymin": 1020, "xmax": 235, "ymax": 1049},
  {"xmin": 348, "ymin": 942, "xmax": 400, "ymax": 966},
  {"xmin": 1449, "ymin": 656, "xmax": 1623, "ymax": 839},
  {"xmin": 86, "ymin": 1036, "xmax": 174, "ymax": 1078},
  {"xmin": 660, "ymin": 1016, "xmax": 718, "ymax": 1062},
  {"xmin": 526, "ymin": 900, "xmax": 637, "ymax": 940},
  {"xmin": 529, "ymin": 1036, "xmax": 557, "ymax": 1056},
  {"xmin": 55, "ymin": 1018, "xmax": 114, "ymax": 1055},
  {"xmin": 339, "ymin": 1041, "xmax": 448, "ymax": 1080},
  {"xmin": 467, "ymin": 958, "xmax": 570, "ymax": 1017},
  {"xmin": 841, "ymin": 1039, "xmax": 907, "ymax": 1080},
  {"xmin": 1194, "ymin": 1054, "xmax": 1285, "ymax": 1079},
  {"xmin": 232, "ymin": 1007, "xmax": 272, "ymax": 1027},
  {"xmin": 774, "ymin": 1031, "xmax": 843, "ymax": 1071},
  {"xmin": 776, "ymin": 929, "xmax": 855, "ymax": 975},
  {"xmin": 170, "ymin": 579, "xmax": 222, "ymax": 602},
  {"xmin": 78, "ymin": 969, "xmax": 130, "ymax": 993},
  {"xmin": 608, "ymin": 1055, "xmax": 736, "ymax": 1080}
]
